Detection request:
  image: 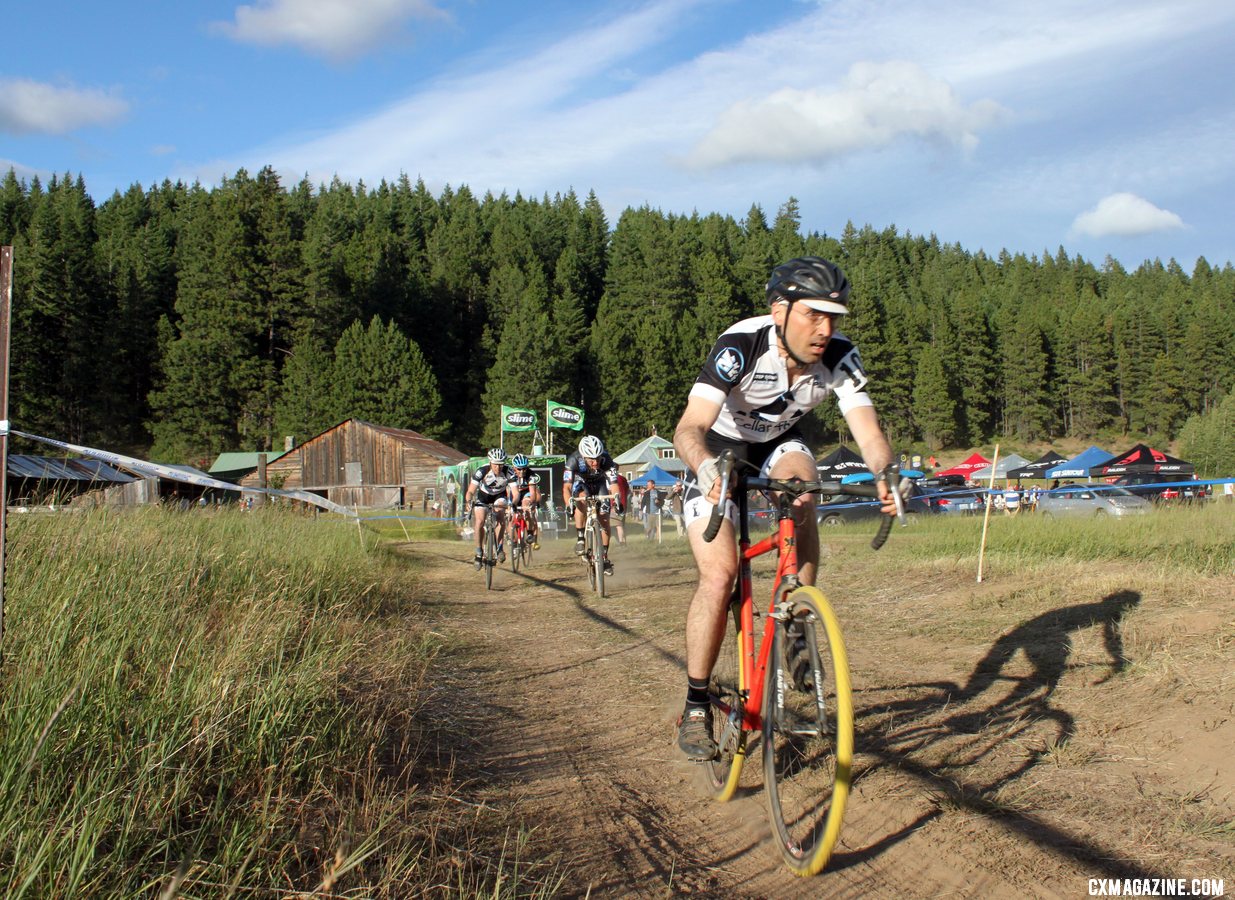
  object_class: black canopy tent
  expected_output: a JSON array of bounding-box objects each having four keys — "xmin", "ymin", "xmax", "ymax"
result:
[
  {"xmin": 1006, "ymin": 450, "xmax": 1068, "ymax": 480},
  {"xmin": 1089, "ymin": 444, "xmax": 1194, "ymax": 477},
  {"xmin": 816, "ymin": 445, "xmax": 869, "ymax": 480}
]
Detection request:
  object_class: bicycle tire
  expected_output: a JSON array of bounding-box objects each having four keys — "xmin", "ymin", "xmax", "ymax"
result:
[
  {"xmin": 761, "ymin": 585, "xmax": 853, "ymax": 876},
  {"xmin": 510, "ymin": 519, "xmax": 521, "ymax": 573},
  {"xmin": 484, "ymin": 512, "xmax": 496, "ymax": 591},
  {"xmin": 592, "ymin": 515, "xmax": 606, "ymax": 598},
  {"xmin": 704, "ymin": 597, "xmax": 748, "ymax": 801},
  {"xmin": 585, "ymin": 524, "xmax": 597, "ymax": 592}
]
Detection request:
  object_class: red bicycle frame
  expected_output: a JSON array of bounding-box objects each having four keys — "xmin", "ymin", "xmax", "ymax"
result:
[
  {"xmin": 725, "ymin": 489, "xmax": 803, "ymax": 734},
  {"xmin": 510, "ymin": 509, "xmax": 527, "ymax": 543}
]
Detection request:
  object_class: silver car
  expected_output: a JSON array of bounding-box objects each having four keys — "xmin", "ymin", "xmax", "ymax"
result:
[{"xmin": 1036, "ymin": 485, "xmax": 1151, "ymax": 518}]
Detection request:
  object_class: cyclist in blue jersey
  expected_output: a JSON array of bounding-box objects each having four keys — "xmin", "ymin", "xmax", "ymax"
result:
[
  {"xmin": 561, "ymin": 435, "xmax": 619, "ymax": 576},
  {"xmin": 507, "ymin": 453, "xmax": 542, "ymax": 550}
]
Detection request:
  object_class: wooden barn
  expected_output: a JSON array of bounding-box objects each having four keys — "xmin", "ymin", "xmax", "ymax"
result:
[{"xmin": 241, "ymin": 419, "xmax": 468, "ymax": 510}]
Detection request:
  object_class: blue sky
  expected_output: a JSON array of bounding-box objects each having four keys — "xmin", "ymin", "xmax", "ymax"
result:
[{"xmin": 4, "ymin": 0, "xmax": 1234, "ymax": 270}]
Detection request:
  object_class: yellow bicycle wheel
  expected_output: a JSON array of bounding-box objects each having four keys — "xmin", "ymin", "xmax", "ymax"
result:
[{"xmin": 761, "ymin": 585, "xmax": 853, "ymax": 876}]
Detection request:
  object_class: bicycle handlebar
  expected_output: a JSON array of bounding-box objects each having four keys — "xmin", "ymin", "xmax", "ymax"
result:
[{"xmin": 701, "ymin": 449, "xmax": 913, "ymax": 550}]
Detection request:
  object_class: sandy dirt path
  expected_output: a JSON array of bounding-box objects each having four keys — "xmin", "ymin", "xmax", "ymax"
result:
[{"xmin": 405, "ymin": 528, "xmax": 1235, "ymax": 899}]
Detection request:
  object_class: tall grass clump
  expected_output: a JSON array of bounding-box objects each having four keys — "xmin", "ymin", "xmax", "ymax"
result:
[{"xmin": 0, "ymin": 507, "xmax": 554, "ymax": 897}]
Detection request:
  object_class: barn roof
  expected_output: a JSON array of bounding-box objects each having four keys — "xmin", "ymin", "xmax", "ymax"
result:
[
  {"xmin": 361, "ymin": 421, "xmax": 468, "ymax": 464},
  {"xmin": 7, "ymin": 454, "xmax": 134, "ymax": 483}
]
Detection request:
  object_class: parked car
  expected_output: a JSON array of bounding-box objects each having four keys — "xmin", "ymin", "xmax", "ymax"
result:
[
  {"xmin": 1111, "ymin": 472, "xmax": 1208, "ymax": 503},
  {"xmin": 1036, "ymin": 485, "xmax": 1150, "ymax": 518},
  {"xmin": 926, "ymin": 487, "xmax": 989, "ymax": 515},
  {"xmin": 920, "ymin": 473, "xmax": 966, "ymax": 488},
  {"xmin": 816, "ymin": 482, "xmax": 935, "ymax": 526}
]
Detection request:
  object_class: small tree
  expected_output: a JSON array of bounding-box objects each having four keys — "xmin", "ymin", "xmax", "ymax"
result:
[{"xmin": 331, "ymin": 316, "xmax": 447, "ymax": 437}]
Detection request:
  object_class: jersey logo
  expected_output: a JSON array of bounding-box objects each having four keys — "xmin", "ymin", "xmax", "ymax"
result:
[{"xmin": 714, "ymin": 347, "xmax": 744, "ymax": 382}]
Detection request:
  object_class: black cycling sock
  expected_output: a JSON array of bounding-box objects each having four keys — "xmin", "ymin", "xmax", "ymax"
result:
[
  {"xmin": 686, "ymin": 677, "xmax": 710, "ymax": 708},
  {"xmin": 576, "ymin": 529, "xmax": 585, "ymax": 540}
]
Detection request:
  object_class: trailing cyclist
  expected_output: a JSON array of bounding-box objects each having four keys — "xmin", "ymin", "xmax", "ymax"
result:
[
  {"xmin": 466, "ymin": 448, "xmax": 514, "ymax": 568},
  {"xmin": 562, "ymin": 435, "xmax": 619, "ymax": 576},
  {"xmin": 672, "ymin": 257, "xmax": 899, "ymax": 761},
  {"xmin": 507, "ymin": 453, "xmax": 542, "ymax": 550}
]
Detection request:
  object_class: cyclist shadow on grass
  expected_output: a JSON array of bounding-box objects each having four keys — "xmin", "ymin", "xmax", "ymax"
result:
[{"xmin": 829, "ymin": 589, "xmax": 1155, "ymax": 880}]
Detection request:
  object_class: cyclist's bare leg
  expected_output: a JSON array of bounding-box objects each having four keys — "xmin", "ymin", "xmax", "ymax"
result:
[
  {"xmin": 523, "ymin": 498, "xmax": 538, "ymax": 538},
  {"xmin": 684, "ymin": 516, "xmax": 739, "ymax": 681},
  {"xmin": 494, "ymin": 504, "xmax": 508, "ymax": 546},
  {"xmin": 599, "ymin": 493, "xmax": 612, "ymax": 550},
  {"xmin": 472, "ymin": 503, "xmax": 487, "ymax": 553},
  {"xmin": 769, "ymin": 448, "xmax": 819, "ymax": 586}
]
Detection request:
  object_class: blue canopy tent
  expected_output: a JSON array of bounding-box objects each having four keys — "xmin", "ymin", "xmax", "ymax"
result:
[
  {"xmin": 636, "ymin": 465, "xmax": 682, "ymax": 487},
  {"xmin": 1044, "ymin": 446, "xmax": 1114, "ymax": 480}
]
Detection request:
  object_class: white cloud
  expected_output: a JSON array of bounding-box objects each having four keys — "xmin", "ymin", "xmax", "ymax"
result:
[
  {"xmin": 1071, "ymin": 193, "xmax": 1185, "ymax": 238},
  {"xmin": 212, "ymin": 0, "xmax": 449, "ymax": 61},
  {"xmin": 686, "ymin": 61, "xmax": 1006, "ymax": 168},
  {"xmin": 0, "ymin": 78, "xmax": 129, "ymax": 136}
]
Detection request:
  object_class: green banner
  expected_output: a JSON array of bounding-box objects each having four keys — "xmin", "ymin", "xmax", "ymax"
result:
[
  {"xmin": 546, "ymin": 400, "xmax": 585, "ymax": 430},
  {"xmin": 501, "ymin": 406, "xmax": 537, "ymax": 432}
]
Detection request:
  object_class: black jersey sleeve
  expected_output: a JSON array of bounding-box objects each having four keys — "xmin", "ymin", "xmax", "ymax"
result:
[{"xmin": 694, "ymin": 329, "xmax": 758, "ymax": 399}]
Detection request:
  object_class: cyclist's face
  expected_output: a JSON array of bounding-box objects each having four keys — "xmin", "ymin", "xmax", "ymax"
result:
[
  {"xmin": 516, "ymin": 467, "xmax": 528, "ymax": 476},
  {"xmin": 773, "ymin": 300, "xmax": 836, "ymax": 364},
  {"xmin": 584, "ymin": 456, "xmax": 600, "ymax": 470}
]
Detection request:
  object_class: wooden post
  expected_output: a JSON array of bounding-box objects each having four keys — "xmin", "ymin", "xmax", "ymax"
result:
[
  {"xmin": 976, "ymin": 445, "xmax": 1000, "ymax": 583},
  {"xmin": 255, "ymin": 452, "xmax": 267, "ymax": 508},
  {"xmin": 0, "ymin": 246, "xmax": 13, "ymax": 661}
]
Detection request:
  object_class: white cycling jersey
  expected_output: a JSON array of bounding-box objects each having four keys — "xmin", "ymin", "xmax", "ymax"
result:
[
  {"xmin": 471, "ymin": 464, "xmax": 514, "ymax": 501},
  {"xmin": 689, "ymin": 315, "xmax": 873, "ymax": 442}
]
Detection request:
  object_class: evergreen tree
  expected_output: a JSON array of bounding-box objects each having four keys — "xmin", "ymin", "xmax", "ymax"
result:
[
  {"xmin": 273, "ymin": 333, "xmax": 336, "ymax": 442},
  {"xmin": 1001, "ymin": 307, "xmax": 1052, "ymax": 440},
  {"xmin": 480, "ymin": 266, "xmax": 557, "ymax": 449},
  {"xmin": 331, "ymin": 316, "xmax": 446, "ymax": 436},
  {"xmin": 912, "ymin": 343, "xmax": 958, "ymax": 450}
]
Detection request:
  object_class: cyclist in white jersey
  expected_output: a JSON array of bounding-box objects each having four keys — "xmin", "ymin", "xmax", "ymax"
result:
[
  {"xmin": 466, "ymin": 448, "xmax": 514, "ymax": 567},
  {"xmin": 672, "ymin": 257, "xmax": 900, "ymax": 761}
]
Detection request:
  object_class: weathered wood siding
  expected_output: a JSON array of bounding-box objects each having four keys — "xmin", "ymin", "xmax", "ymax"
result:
[{"xmin": 301, "ymin": 421, "xmax": 404, "ymax": 489}]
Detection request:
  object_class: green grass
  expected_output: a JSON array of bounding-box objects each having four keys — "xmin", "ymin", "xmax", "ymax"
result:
[
  {"xmin": 0, "ymin": 507, "xmax": 557, "ymax": 898},
  {"xmin": 881, "ymin": 503, "xmax": 1235, "ymax": 575}
]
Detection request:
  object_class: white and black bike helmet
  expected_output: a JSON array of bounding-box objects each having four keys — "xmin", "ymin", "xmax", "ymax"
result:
[
  {"xmin": 578, "ymin": 435, "xmax": 605, "ymax": 458},
  {"xmin": 487, "ymin": 448, "xmax": 507, "ymax": 463}
]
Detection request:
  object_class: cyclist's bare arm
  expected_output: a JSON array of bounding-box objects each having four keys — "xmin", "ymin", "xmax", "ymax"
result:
[
  {"xmin": 673, "ymin": 395, "xmax": 724, "ymax": 502},
  {"xmin": 843, "ymin": 404, "xmax": 896, "ymax": 512}
]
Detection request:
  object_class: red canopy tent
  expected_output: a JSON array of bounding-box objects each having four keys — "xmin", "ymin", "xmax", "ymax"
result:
[{"xmin": 934, "ymin": 452, "xmax": 992, "ymax": 479}]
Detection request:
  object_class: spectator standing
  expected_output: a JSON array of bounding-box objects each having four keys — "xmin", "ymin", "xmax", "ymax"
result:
[
  {"xmin": 445, "ymin": 475, "xmax": 459, "ymax": 519},
  {"xmin": 669, "ymin": 481, "xmax": 685, "ymax": 536},
  {"xmin": 1004, "ymin": 484, "xmax": 1021, "ymax": 515},
  {"xmin": 613, "ymin": 473, "xmax": 631, "ymax": 545},
  {"xmin": 641, "ymin": 480, "xmax": 662, "ymax": 541}
]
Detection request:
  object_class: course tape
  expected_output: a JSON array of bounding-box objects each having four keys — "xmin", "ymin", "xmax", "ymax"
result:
[{"xmin": 11, "ymin": 429, "xmax": 356, "ymax": 517}]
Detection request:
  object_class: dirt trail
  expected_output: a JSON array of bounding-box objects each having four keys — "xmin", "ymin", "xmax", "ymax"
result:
[{"xmin": 406, "ymin": 531, "xmax": 1235, "ymax": 899}]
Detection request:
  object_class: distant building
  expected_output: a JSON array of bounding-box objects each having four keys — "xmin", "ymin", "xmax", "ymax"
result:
[
  {"xmin": 6, "ymin": 455, "xmax": 133, "ymax": 506},
  {"xmin": 238, "ymin": 419, "xmax": 467, "ymax": 510},
  {"xmin": 612, "ymin": 433, "xmax": 685, "ymax": 481}
]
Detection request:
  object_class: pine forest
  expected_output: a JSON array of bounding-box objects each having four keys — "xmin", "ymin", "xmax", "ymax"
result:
[{"xmin": 3, "ymin": 166, "xmax": 1234, "ymax": 470}]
